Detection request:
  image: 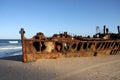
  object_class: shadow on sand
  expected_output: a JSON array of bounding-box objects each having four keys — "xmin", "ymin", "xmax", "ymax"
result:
[{"xmin": 0, "ymin": 55, "xmax": 22, "ymax": 62}]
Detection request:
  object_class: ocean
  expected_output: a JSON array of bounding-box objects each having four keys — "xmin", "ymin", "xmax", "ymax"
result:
[{"xmin": 0, "ymin": 39, "xmax": 22, "ymax": 58}]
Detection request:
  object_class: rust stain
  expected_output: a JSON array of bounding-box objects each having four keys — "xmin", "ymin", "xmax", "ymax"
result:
[{"xmin": 20, "ymin": 26, "xmax": 120, "ymax": 62}]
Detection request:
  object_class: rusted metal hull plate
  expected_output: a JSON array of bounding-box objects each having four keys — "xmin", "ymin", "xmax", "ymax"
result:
[{"xmin": 20, "ymin": 27, "xmax": 120, "ymax": 62}]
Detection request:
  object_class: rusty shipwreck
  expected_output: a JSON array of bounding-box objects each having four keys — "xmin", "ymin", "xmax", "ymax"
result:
[{"xmin": 20, "ymin": 25, "xmax": 120, "ymax": 62}]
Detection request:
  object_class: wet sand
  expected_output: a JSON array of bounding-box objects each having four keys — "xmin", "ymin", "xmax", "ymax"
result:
[{"xmin": 0, "ymin": 54, "xmax": 120, "ymax": 80}]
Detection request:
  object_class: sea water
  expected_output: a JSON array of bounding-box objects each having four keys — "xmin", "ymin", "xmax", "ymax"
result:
[{"xmin": 0, "ymin": 39, "xmax": 22, "ymax": 58}]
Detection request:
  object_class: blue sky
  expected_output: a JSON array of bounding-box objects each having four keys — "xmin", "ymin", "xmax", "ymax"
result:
[{"xmin": 0, "ymin": 0, "xmax": 120, "ymax": 39}]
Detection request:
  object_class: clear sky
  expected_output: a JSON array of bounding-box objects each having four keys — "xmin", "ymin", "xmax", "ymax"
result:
[{"xmin": 0, "ymin": 0, "xmax": 120, "ymax": 39}]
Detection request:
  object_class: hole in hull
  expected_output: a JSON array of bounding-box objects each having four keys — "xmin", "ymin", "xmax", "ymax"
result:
[
  {"xmin": 64, "ymin": 42, "xmax": 70, "ymax": 51},
  {"xmin": 55, "ymin": 42, "xmax": 63, "ymax": 52},
  {"xmin": 41, "ymin": 41, "xmax": 46, "ymax": 51},
  {"xmin": 77, "ymin": 42, "xmax": 82, "ymax": 51},
  {"xmin": 33, "ymin": 41, "xmax": 40, "ymax": 52},
  {"xmin": 72, "ymin": 43, "xmax": 77, "ymax": 49},
  {"xmin": 83, "ymin": 42, "xmax": 87, "ymax": 50}
]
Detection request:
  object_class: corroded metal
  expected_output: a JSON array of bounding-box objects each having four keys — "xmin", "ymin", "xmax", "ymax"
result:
[{"xmin": 20, "ymin": 26, "xmax": 120, "ymax": 62}]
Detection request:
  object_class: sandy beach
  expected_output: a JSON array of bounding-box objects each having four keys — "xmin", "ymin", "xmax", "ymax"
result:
[{"xmin": 0, "ymin": 54, "xmax": 120, "ymax": 80}]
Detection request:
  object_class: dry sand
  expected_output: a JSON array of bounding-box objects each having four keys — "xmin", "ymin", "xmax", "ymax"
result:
[{"xmin": 0, "ymin": 54, "xmax": 120, "ymax": 80}]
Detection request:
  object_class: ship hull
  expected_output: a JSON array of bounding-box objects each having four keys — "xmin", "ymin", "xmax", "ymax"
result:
[{"xmin": 20, "ymin": 28, "xmax": 120, "ymax": 62}]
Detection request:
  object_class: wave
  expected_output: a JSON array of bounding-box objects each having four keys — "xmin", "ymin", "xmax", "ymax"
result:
[
  {"xmin": 0, "ymin": 50, "xmax": 22, "ymax": 58},
  {"xmin": 0, "ymin": 39, "xmax": 21, "ymax": 44},
  {"xmin": 0, "ymin": 46, "xmax": 22, "ymax": 58},
  {"xmin": 9, "ymin": 41, "xmax": 18, "ymax": 44},
  {"xmin": 0, "ymin": 39, "xmax": 22, "ymax": 58},
  {"xmin": 0, "ymin": 46, "xmax": 22, "ymax": 50}
]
